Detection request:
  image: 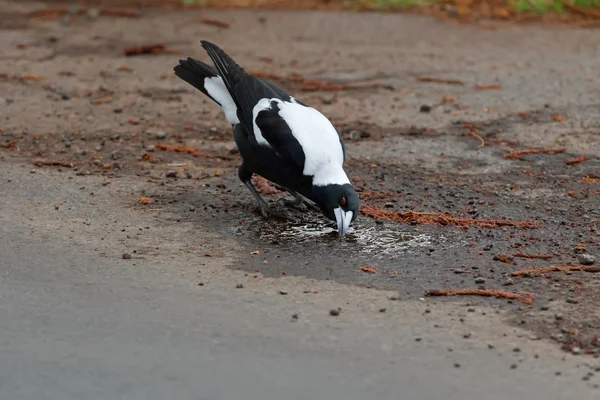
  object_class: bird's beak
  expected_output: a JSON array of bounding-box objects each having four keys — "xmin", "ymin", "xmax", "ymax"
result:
[{"xmin": 334, "ymin": 207, "xmax": 353, "ymax": 237}]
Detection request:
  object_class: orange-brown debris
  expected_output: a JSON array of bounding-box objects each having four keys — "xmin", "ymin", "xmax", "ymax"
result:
[
  {"xmin": 155, "ymin": 143, "xmax": 232, "ymax": 160},
  {"xmin": 138, "ymin": 197, "xmax": 152, "ymax": 205},
  {"xmin": 416, "ymin": 76, "xmax": 464, "ymax": 85},
  {"xmin": 511, "ymin": 253, "xmax": 553, "ymax": 260},
  {"xmin": 1, "ymin": 138, "xmax": 20, "ymax": 150},
  {"xmin": 33, "ymin": 159, "xmax": 75, "ymax": 168},
  {"xmin": 251, "ymin": 175, "xmax": 281, "ymax": 196},
  {"xmin": 19, "ymin": 75, "xmax": 44, "ymax": 81},
  {"xmin": 580, "ymin": 173, "xmax": 600, "ymax": 184},
  {"xmin": 504, "ymin": 147, "xmax": 566, "ymax": 160},
  {"xmin": 511, "ymin": 265, "xmax": 600, "ymax": 276},
  {"xmin": 565, "ymin": 154, "xmax": 587, "ymax": 166},
  {"xmin": 357, "ymin": 189, "xmax": 391, "ymax": 201},
  {"xmin": 250, "ymin": 71, "xmax": 393, "ymax": 92},
  {"xmin": 360, "ymin": 205, "xmax": 539, "ymax": 229},
  {"xmin": 426, "ymin": 289, "xmax": 534, "ymax": 305},
  {"xmin": 358, "ymin": 266, "xmax": 377, "ymax": 273},
  {"xmin": 200, "ymin": 18, "xmax": 230, "ymax": 28},
  {"xmin": 124, "ymin": 44, "xmax": 174, "ymax": 57},
  {"xmin": 475, "ymin": 83, "xmax": 501, "ymax": 90},
  {"xmin": 496, "ymin": 254, "xmax": 513, "ymax": 264}
]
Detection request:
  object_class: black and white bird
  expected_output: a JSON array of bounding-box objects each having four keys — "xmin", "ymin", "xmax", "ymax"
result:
[{"xmin": 173, "ymin": 41, "xmax": 359, "ymax": 236}]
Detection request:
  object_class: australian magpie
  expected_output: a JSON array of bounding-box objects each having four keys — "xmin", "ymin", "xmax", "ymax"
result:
[{"xmin": 173, "ymin": 40, "xmax": 359, "ymax": 236}]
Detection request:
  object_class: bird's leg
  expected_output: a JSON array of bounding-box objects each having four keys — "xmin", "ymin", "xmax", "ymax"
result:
[
  {"xmin": 243, "ymin": 180, "xmax": 289, "ymax": 219},
  {"xmin": 277, "ymin": 189, "xmax": 320, "ymax": 212},
  {"xmin": 238, "ymin": 165, "xmax": 288, "ymax": 219}
]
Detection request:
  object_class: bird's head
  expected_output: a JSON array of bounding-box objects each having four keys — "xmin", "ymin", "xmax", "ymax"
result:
[{"xmin": 312, "ymin": 183, "xmax": 360, "ymax": 237}]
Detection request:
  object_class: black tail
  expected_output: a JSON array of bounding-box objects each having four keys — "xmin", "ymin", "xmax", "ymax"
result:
[
  {"xmin": 173, "ymin": 57, "xmax": 221, "ymax": 104},
  {"xmin": 200, "ymin": 40, "xmax": 247, "ymax": 99}
]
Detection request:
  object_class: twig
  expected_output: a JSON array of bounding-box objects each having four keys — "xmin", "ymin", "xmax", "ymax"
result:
[
  {"xmin": 416, "ymin": 76, "xmax": 464, "ymax": 85},
  {"xmin": 360, "ymin": 205, "xmax": 539, "ymax": 229},
  {"xmin": 475, "ymin": 83, "xmax": 501, "ymax": 90},
  {"xmin": 504, "ymin": 147, "xmax": 566, "ymax": 160},
  {"xmin": 511, "ymin": 265, "xmax": 600, "ymax": 276},
  {"xmin": 469, "ymin": 131, "xmax": 485, "ymax": 149},
  {"xmin": 33, "ymin": 159, "xmax": 75, "ymax": 168},
  {"xmin": 124, "ymin": 44, "xmax": 175, "ymax": 57},
  {"xmin": 511, "ymin": 253, "xmax": 553, "ymax": 260},
  {"xmin": 155, "ymin": 143, "xmax": 232, "ymax": 160},
  {"xmin": 200, "ymin": 18, "xmax": 230, "ymax": 28},
  {"xmin": 251, "ymin": 71, "xmax": 393, "ymax": 92},
  {"xmin": 425, "ymin": 289, "xmax": 534, "ymax": 305},
  {"xmin": 565, "ymin": 154, "xmax": 587, "ymax": 166}
]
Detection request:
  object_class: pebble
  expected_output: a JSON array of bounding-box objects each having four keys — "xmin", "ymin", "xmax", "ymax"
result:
[
  {"xmin": 236, "ymin": 283, "xmax": 244, "ymax": 289},
  {"xmin": 111, "ymin": 150, "xmax": 122, "ymax": 160},
  {"xmin": 578, "ymin": 253, "xmax": 596, "ymax": 265},
  {"xmin": 155, "ymin": 130, "xmax": 167, "ymax": 140},
  {"xmin": 87, "ymin": 8, "xmax": 100, "ymax": 20},
  {"xmin": 474, "ymin": 277, "xmax": 486, "ymax": 284},
  {"xmin": 420, "ymin": 104, "xmax": 431, "ymax": 113},
  {"xmin": 503, "ymin": 278, "xmax": 514, "ymax": 286},
  {"xmin": 555, "ymin": 313, "xmax": 563, "ymax": 320},
  {"xmin": 291, "ymin": 313, "xmax": 298, "ymax": 320},
  {"xmin": 379, "ymin": 308, "xmax": 387, "ymax": 313},
  {"xmin": 277, "ymin": 290, "xmax": 288, "ymax": 295},
  {"xmin": 189, "ymin": 206, "xmax": 196, "ymax": 211},
  {"xmin": 30, "ymin": 169, "xmax": 36, "ymax": 174},
  {"xmin": 146, "ymin": 144, "xmax": 155, "ymax": 152},
  {"xmin": 348, "ymin": 130, "xmax": 361, "ymax": 140},
  {"xmin": 198, "ymin": 282, "xmax": 204, "ymax": 286},
  {"xmin": 510, "ymin": 364, "xmax": 517, "ymax": 370},
  {"xmin": 329, "ymin": 309, "xmax": 340, "ymax": 316},
  {"xmin": 122, "ymin": 253, "xmax": 131, "ymax": 259},
  {"xmin": 415, "ymin": 337, "xmax": 422, "ymax": 342},
  {"xmin": 113, "ymin": 108, "xmax": 123, "ymax": 114},
  {"xmin": 453, "ymin": 363, "xmax": 461, "ymax": 368},
  {"xmin": 166, "ymin": 170, "xmax": 177, "ymax": 178},
  {"xmin": 572, "ymin": 347, "xmax": 581, "ymax": 355}
]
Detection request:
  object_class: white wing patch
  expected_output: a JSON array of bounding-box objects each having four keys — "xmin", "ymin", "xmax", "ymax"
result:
[
  {"xmin": 277, "ymin": 101, "xmax": 349, "ymax": 186},
  {"xmin": 251, "ymin": 98, "xmax": 350, "ymax": 186},
  {"xmin": 204, "ymin": 76, "xmax": 239, "ymax": 125},
  {"xmin": 251, "ymin": 98, "xmax": 275, "ymax": 148}
]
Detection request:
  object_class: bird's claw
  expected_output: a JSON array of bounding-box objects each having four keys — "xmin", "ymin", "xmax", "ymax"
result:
[{"xmin": 257, "ymin": 203, "xmax": 290, "ymax": 219}]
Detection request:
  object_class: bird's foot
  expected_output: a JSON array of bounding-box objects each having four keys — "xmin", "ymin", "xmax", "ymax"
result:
[{"xmin": 257, "ymin": 202, "xmax": 290, "ymax": 219}]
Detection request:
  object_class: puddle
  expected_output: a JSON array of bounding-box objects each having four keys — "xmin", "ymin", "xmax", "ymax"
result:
[{"xmin": 241, "ymin": 217, "xmax": 448, "ymax": 257}]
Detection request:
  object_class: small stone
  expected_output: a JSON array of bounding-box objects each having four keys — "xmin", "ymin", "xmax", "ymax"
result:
[
  {"xmin": 277, "ymin": 290, "xmax": 288, "ymax": 295},
  {"xmin": 95, "ymin": 145, "xmax": 102, "ymax": 151},
  {"xmin": 87, "ymin": 8, "xmax": 100, "ymax": 20},
  {"xmin": 415, "ymin": 337, "xmax": 422, "ymax": 342},
  {"xmin": 156, "ymin": 130, "xmax": 167, "ymax": 140},
  {"xmin": 510, "ymin": 364, "xmax": 517, "ymax": 370},
  {"xmin": 572, "ymin": 347, "xmax": 581, "ymax": 355},
  {"xmin": 578, "ymin": 253, "xmax": 596, "ymax": 265},
  {"xmin": 61, "ymin": 93, "xmax": 71, "ymax": 100},
  {"xmin": 189, "ymin": 206, "xmax": 196, "ymax": 212},
  {"xmin": 488, "ymin": 344, "xmax": 495, "ymax": 349},
  {"xmin": 566, "ymin": 297, "xmax": 578, "ymax": 304},
  {"xmin": 474, "ymin": 277, "xmax": 486, "ymax": 284},
  {"xmin": 122, "ymin": 253, "xmax": 131, "ymax": 259},
  {"xmin": 555, "ymin": 313, "xmax": 563, "ymax": 320},
  {"xmin": 291, "ymin": 313, "xmax": 298, "ymax": 320},
  {"xmin": 30, "ymin": 169, "xmax": 36, "ymax": 174},
  {"xmin": 146, "ymin": 144, "xmax": 155, "ymax": 152},
  {"xmin": 463, "ymin": 333, "xmax": 472, "ymax": 339},
  {"xmin": 453, "ymin": 363, "xmax": 461, "ymax": 368},
  {"xmin": 236, "ymin": 283, "xmax": 244, "ymax": 289},
  {"xmin": 93, "ymin": 159, "xmax": 102, "ymax": 166},
  {"xmin": 379, "ymin": 308, "xmax": 387, "ymax": 313},
  {"xmin": 166, "ymin": 170, "xmax": 177, "ymax": 178},
  {"xmin": 420, "ymin": 104, "xmax": 432, "ymax": 113},
  {"xmin": 348, "ymin": 130, "xmax": 361, "ymax": 140},
  {"xmin": 198, "ymin": 282, "xmax": 204, "ymax": 286},
  {"xmin": 329, "ymin": 309, "xmax": 340, "ymax": 316},
  {"xmin": 321, "ymin": 94, "xmax": 335, "ymax": 105},
  {"xmin": 113, "ymin": 108, "xmax": 123, "ymax": 114},
  {"xmin": 503, "ymin": 278, "xmax": 514, "ymax": 286},
  {"xmin": 513, "ymin": 347, "xmax": 521, "ymax": 352},
  {"xmin": 111, "ymin": 150, "xmax": 122, "ymax": 160}
]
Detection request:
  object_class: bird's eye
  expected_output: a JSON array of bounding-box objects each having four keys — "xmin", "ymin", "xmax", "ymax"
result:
[{"xmin": 339, "ymin": 196, "xmax": 347, "ymax": 207}]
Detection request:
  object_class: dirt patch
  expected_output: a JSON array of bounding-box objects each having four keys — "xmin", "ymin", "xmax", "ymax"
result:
[{"xmin": 1, "ymin": 4, "xmax": 599, "ymax": 356}]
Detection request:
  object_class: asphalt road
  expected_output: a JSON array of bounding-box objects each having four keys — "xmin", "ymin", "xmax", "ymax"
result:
[{"xmin": 0, "ymin": 168, "xmax": 596, "ymax": 399}]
